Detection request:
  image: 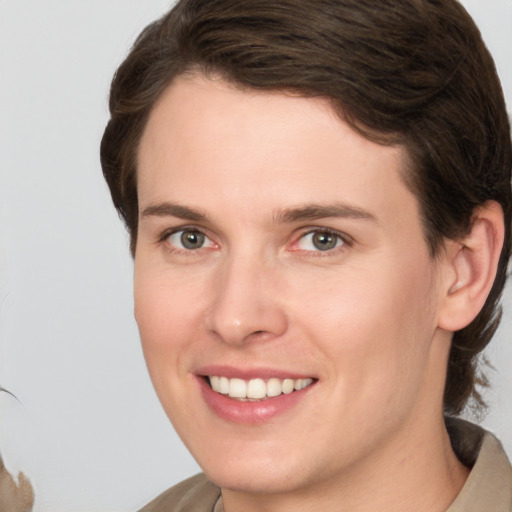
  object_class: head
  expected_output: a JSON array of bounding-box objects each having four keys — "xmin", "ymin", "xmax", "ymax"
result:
[{"xmin": 101, "ymin": 0, "xmax": 511, "ymax": 417}]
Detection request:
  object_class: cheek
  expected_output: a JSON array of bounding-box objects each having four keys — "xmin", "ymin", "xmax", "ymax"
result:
[
  {"xmin": 133, "ymin": 273, "xmax": 204, "ymax": 432},
  {"xmin": 133, "ymin": 267, "xmax": 203, "ymax": 380},
  {"xmin": 135, "ymin": 260, "xmax": 205, "ymax": 331},
  {"xmin": 290, "ymin": 254, "xmax": 438, "ymax": 388}
]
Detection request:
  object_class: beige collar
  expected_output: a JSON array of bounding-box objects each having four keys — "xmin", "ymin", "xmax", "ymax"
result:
[{"xmin": 446, "ymin": 417, "xmax": 512, "ymax": 511}]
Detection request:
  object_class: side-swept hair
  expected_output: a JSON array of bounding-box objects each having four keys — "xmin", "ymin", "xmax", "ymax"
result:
[{"xmin": 101, "ymin": 0, "xmax": 512, "ymax": 414}]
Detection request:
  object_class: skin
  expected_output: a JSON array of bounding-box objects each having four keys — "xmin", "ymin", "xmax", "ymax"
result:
[{"xmin": 134, "ymin": 74, "xmax": 471, "ymax": 512}]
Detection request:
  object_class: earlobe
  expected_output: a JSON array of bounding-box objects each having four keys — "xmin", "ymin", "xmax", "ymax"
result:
[{"xmin": 438, "ymin": 201, "xmax": 505, "ymax": 332}]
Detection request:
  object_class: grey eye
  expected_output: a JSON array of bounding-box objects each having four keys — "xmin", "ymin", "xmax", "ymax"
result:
[
  {"xmin": 312, "ymin": 232, "xmax": 338, "ymax": 250},
  {"xmin": 180, "ymin": 230, "xmax": 205, "ymax": 249},
  {"xmin": 298, "ymin": 231, "xmax": 344, "ymax": 251},
  {"xmin": 167, "ymin": 229, "xmax": 213, "ymax": 250}
]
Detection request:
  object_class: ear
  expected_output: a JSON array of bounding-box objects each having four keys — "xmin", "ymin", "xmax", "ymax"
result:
[{"xmin": 438, "ymin": 201, "xmax": 505, "ymax": 332}]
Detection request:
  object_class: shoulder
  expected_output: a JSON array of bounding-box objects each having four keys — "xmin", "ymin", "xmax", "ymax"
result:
[
  {"xmin": 446, "ymin": 417, "xmax": 512, "ymax": 512},
  {"xmin": 138, "ymin": 473, "xmax": 221, "ymax": 512}
]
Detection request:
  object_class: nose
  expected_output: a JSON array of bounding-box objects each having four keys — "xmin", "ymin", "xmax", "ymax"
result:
[{"xmin": 204, "ymin": 255, "xmax": 288, "ymax": 346}]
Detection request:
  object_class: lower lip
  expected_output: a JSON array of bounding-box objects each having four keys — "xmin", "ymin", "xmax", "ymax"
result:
[{"xmin": 198, "ymin": 377, "xmax": 315, "ymax": 425}]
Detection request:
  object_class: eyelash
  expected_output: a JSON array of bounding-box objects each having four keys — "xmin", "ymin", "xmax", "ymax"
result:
[
  {"xmin": 157, "ymin": 226, "xmax": 352, "ymax": 256},
  {"xmin": 158, "ymin": 226, "xmax": 217, "ymax": 254},
  {"xmin": 290, "ymin": 228, "xmax": 352, "ymax": 256}
]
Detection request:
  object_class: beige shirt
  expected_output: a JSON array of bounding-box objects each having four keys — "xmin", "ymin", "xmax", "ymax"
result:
[
  {"xmin": 446, "ymin": 417, "xmax": 512, "ymax": 511},
  {"xmin": 139, "ymin": 418, "xmax": 512, "ymax": 512}
]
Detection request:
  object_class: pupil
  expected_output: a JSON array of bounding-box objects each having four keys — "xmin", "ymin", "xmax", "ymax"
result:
[
  {"xmin": 313, "ymin": 232, "xmax": 337, "ymax": 250},
  {"xmin": 181, "ymin": 231, "xmax": 204, "ymax": 249}
]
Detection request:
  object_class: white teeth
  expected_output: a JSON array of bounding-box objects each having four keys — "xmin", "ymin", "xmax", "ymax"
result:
[
  {"xmin": 219, "ymin": 376, "xmax": 229, "ymax": 394},
  {"xmin": 209, "ymin": 376, "xmax": 314, "ymax": 399},
  {"xmin": 267, "ymin": 378, "xmax": 282, "ymax": 397},
  {"xmin": 210, "ymin": 376, "xmax": 220, "ymax": 391},
  {"xmin": 282, "ymin": 379, "xmax": 295, "ymax": 394},
  {"xmin": 296, "ymin": 378, "xmax": 313, "ymax": 390},
  {"xmin": 247, "ymin": 378, "xmax": 266, "ymax": 399},
  {"xmin": 228, "ymin": 378, "xmax": 247, "ymax": 398}
]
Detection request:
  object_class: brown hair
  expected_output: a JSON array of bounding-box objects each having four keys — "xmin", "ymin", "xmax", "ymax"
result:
[{"xmin": 100, "ymin": 0, "xmax": 512, "ymax": 414}]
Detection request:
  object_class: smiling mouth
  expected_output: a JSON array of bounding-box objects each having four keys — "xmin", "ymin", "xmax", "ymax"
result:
[{"xmin": 207, "ymin": 376, "xmax": 315, "ymax": 401}]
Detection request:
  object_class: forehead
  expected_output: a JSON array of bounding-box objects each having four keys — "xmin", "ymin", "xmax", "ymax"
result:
[{"xmin": 137, "ymin": 74, "xmax": 420, "ymax": 236}]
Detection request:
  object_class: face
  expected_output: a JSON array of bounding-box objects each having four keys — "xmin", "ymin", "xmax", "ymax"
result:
[{"xmin": 135, "ymin": 74, "xmax": 451, "ymax": 496}]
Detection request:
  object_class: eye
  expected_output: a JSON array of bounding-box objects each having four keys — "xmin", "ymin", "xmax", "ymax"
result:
[
  {"xmin": 166, "ymin": 229, "xmax": 215, "ymax": 251},
  {"xmin": 296, "ymin": 230, "xmax": 346, "ymax": 252}
]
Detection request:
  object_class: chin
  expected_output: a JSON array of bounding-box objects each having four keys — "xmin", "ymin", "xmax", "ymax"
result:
[
  {"xmin": 190, "ymin": 441, "xmax": 320, "ymax": 495},
  {"xmin": 203, "ymin": 464, "xmax": 303, "ymax": 494}
]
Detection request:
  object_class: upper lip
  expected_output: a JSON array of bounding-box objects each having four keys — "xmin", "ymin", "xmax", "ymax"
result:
[{"xmin": 195, "ymin": 365, "xmax": 317, "ymax": 381}]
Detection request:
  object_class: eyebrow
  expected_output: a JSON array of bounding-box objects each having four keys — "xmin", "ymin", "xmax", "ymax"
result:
[
  {"xmin": 140, "ymin": 202, "xmax": 208, "ymax": 222},
  {"xmin": 274, "ymin": 203, "xmax": 377, "ymax": 224},
  {"xmin": 140, "ymin": 201, "xmax": 377, "ymax": 225}
]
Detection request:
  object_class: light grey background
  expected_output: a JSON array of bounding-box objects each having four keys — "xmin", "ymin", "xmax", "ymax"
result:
[{"xmin": 0, "ymin": 1, "xmax": 511, "ymax": 511}]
